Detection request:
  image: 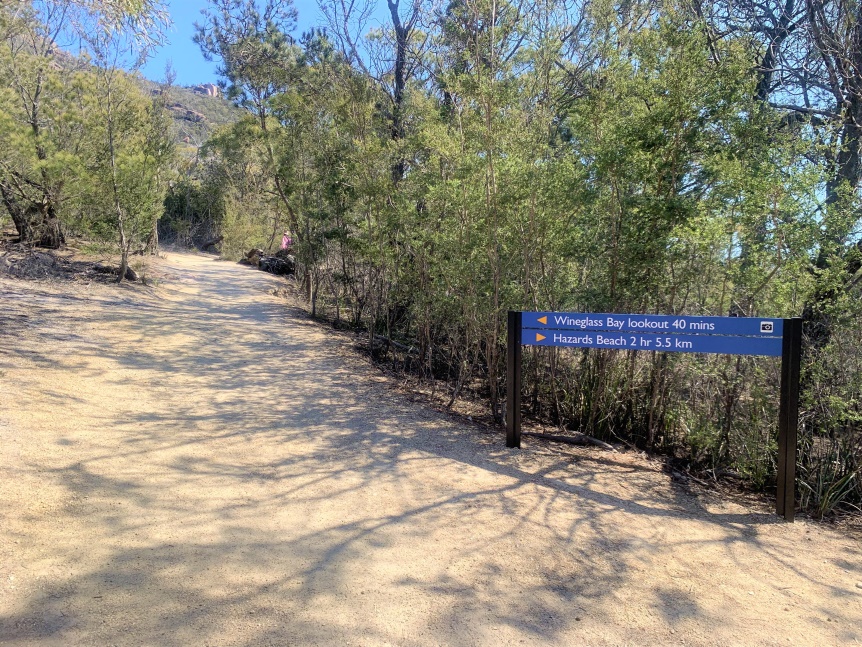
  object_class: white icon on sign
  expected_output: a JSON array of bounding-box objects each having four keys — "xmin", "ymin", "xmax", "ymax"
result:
[{"xmin": 760, "ymin": 321, "xmax": 774, "ymax": 334}]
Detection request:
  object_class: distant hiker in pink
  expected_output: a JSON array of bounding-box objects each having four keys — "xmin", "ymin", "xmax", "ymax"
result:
[{"xmin": 281, "ymin": 231, "xmax": 292, "ymax": 250}]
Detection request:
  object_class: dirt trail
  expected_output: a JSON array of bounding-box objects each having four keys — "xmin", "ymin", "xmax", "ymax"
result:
[{"xmin": 0, "ymin": 252, "xmax": 860, "ymax": 646}]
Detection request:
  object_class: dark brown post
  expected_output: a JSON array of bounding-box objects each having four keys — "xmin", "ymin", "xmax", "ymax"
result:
[
  {"xmin": 776, "ymin": 317, "xmax": 802, "ymax": 521},
  {"xmin": 506, "ymin": 310, "xmax": 522, "ymax": 448}
]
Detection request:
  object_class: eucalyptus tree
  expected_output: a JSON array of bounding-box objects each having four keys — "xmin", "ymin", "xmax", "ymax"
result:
[
  {"xmin": 195, "ymin": 0, "xmax": 304, "ymax": 242},
  {"xmin": 688, "ymin": 0, "xmax": 862, "ymax": 346},
  {"xmin": 82, "ymin": 26, "xmax": 174, "ymax": 281},
  {"xmin": 318, "ymin": 0, "xmax": 427, "ymax": 183},
  {"xmin": 0, "ymin": 0, "xmax": 168, "ymax": 248},
  {"xmin": 0, "ymin": 1, "xmax": 87, "ymax": 247}
]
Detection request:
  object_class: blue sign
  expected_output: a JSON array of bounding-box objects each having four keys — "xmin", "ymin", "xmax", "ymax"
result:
[
  {"xmin": 522, "ymin": 312, "xmax": 783, "ymax": 337},
  {"xmin": 524, "ymin": 330, "xmax": 782, "ymax": 356}
]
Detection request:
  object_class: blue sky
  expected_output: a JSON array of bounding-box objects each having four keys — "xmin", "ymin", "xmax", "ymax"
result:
[{"xmin": 139, "ymin": 0, "xmax": 332, "ymax": 86}]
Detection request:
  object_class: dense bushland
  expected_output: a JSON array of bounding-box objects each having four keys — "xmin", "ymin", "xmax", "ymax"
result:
[
  {"xmin": 3, "ymin": 0, "xmax": 860, "ymax": 518},
  {"xmin": 180, "ymin": 0, "xmax": 860, "ymax": 517},
  {"xmin": 0, "ymin": 0, "xmax": 174, "ymax": 278}
]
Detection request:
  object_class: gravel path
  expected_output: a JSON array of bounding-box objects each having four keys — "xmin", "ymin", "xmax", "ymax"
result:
[{"xmin": 1, "ymin": 252, "xmax": 860, "ymax": 646}]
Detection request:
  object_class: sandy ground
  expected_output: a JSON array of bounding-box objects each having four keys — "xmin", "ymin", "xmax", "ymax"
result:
[{"xmin": 0, "ymin": 251, "xmax": 860, "ymax": 647}]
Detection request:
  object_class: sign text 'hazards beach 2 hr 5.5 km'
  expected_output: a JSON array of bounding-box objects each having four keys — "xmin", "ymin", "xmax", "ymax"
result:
[{"xmin": 520, "ymin": 312, "xmax": 783, "ymax": 356}]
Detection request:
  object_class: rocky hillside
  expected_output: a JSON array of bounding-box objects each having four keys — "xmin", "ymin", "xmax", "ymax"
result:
[
  {"xmin": 140, "ymin": 80, "xmax": 244, "ymax": 154},
  {"xmin": 50, "ymin": 43, "xmax": 243, "ymax": 153}
]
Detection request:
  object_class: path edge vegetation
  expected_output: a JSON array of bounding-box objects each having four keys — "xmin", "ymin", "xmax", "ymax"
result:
[{"xmin": 1, "ymin": 0, "xmax": 860, "ymax": 521}]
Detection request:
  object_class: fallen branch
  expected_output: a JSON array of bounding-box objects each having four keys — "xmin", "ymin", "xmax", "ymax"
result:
[
  {"xmin": 373, "ymin": 334, "xmax": 418, "ymax": 355},
  {"xmin": 523, "ymin": 431, "xmax": 617, "ymax": 452},
  {"xmin": 200, "ymin": 235, "xmax": 223, "ymax": 251},
  {"xmin": 93, "ymin": 262, "xmax": 138, "ymax": 281},
  {"xmin": 673, "ymin": 470, "xmax": 710, "ymax": 487},
  {"xmin": 713, "ymin": 468, "xmax": 744, "ymax": 480},
  {"xmin": 687, "ymin": 473, "xmax": 710, "ymax": 487}
]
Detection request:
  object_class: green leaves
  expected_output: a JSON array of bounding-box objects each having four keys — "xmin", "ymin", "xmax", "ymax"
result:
[
  {"xmin": 178, "ymin": 0, "xmax": 861, "ymax": 515},
  {"xmin": 195, "ymin": 0, "xmax": 300, "ymax": 110}
]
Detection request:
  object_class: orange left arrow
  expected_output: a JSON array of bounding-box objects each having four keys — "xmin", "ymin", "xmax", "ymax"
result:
[
  {"xmin": 537, "ymin": 316, "xmax": 548, "ymax": 325},
  {"xmin": 535, "ymin": 333, "xmax": 546, "ymax": 342}
]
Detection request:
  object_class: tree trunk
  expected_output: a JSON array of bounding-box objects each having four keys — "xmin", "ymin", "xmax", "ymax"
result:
[
  {"xmin": 799, "ymin": 0, "xmax": 862, "ymax": 348},
  {"xmin": 0, "ymin": 181, "xmax": 29, "ymax": 241},
  {"xmin": 754, "ymin": 0, "xmax": 801, "ymax": 102},
  {"xmin": 387, "ymin": 0, "xmax": 417, "ymax": 185},
  {"xmin": 39, "ymin": 203, "xmax": 65, "ymax": 249},
  {"xmin": 0, "ymin": 181, "xmax": 64, "ymax": 248},
  {"xmin": 144, "ymin": 221, "xmax": 159, "ymax": 255}
]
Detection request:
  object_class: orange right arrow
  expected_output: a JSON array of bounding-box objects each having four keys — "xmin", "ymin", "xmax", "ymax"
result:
[
  {"xmin": 535, "ymin": 333, "xmax": 546, "ymax": 342},
  {"xmin": 537, "ymin": 316, "xmax": 547, "ymax": 325}
]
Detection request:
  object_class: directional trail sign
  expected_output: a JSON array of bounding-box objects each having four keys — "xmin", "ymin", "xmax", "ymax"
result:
[
  {"xmin": 522, "ymin": 312, "xmax": 783, "ymax": 356},
  {"xmin": 506, "ymin": 310, "xmax": 802, "ymax": 521}
]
